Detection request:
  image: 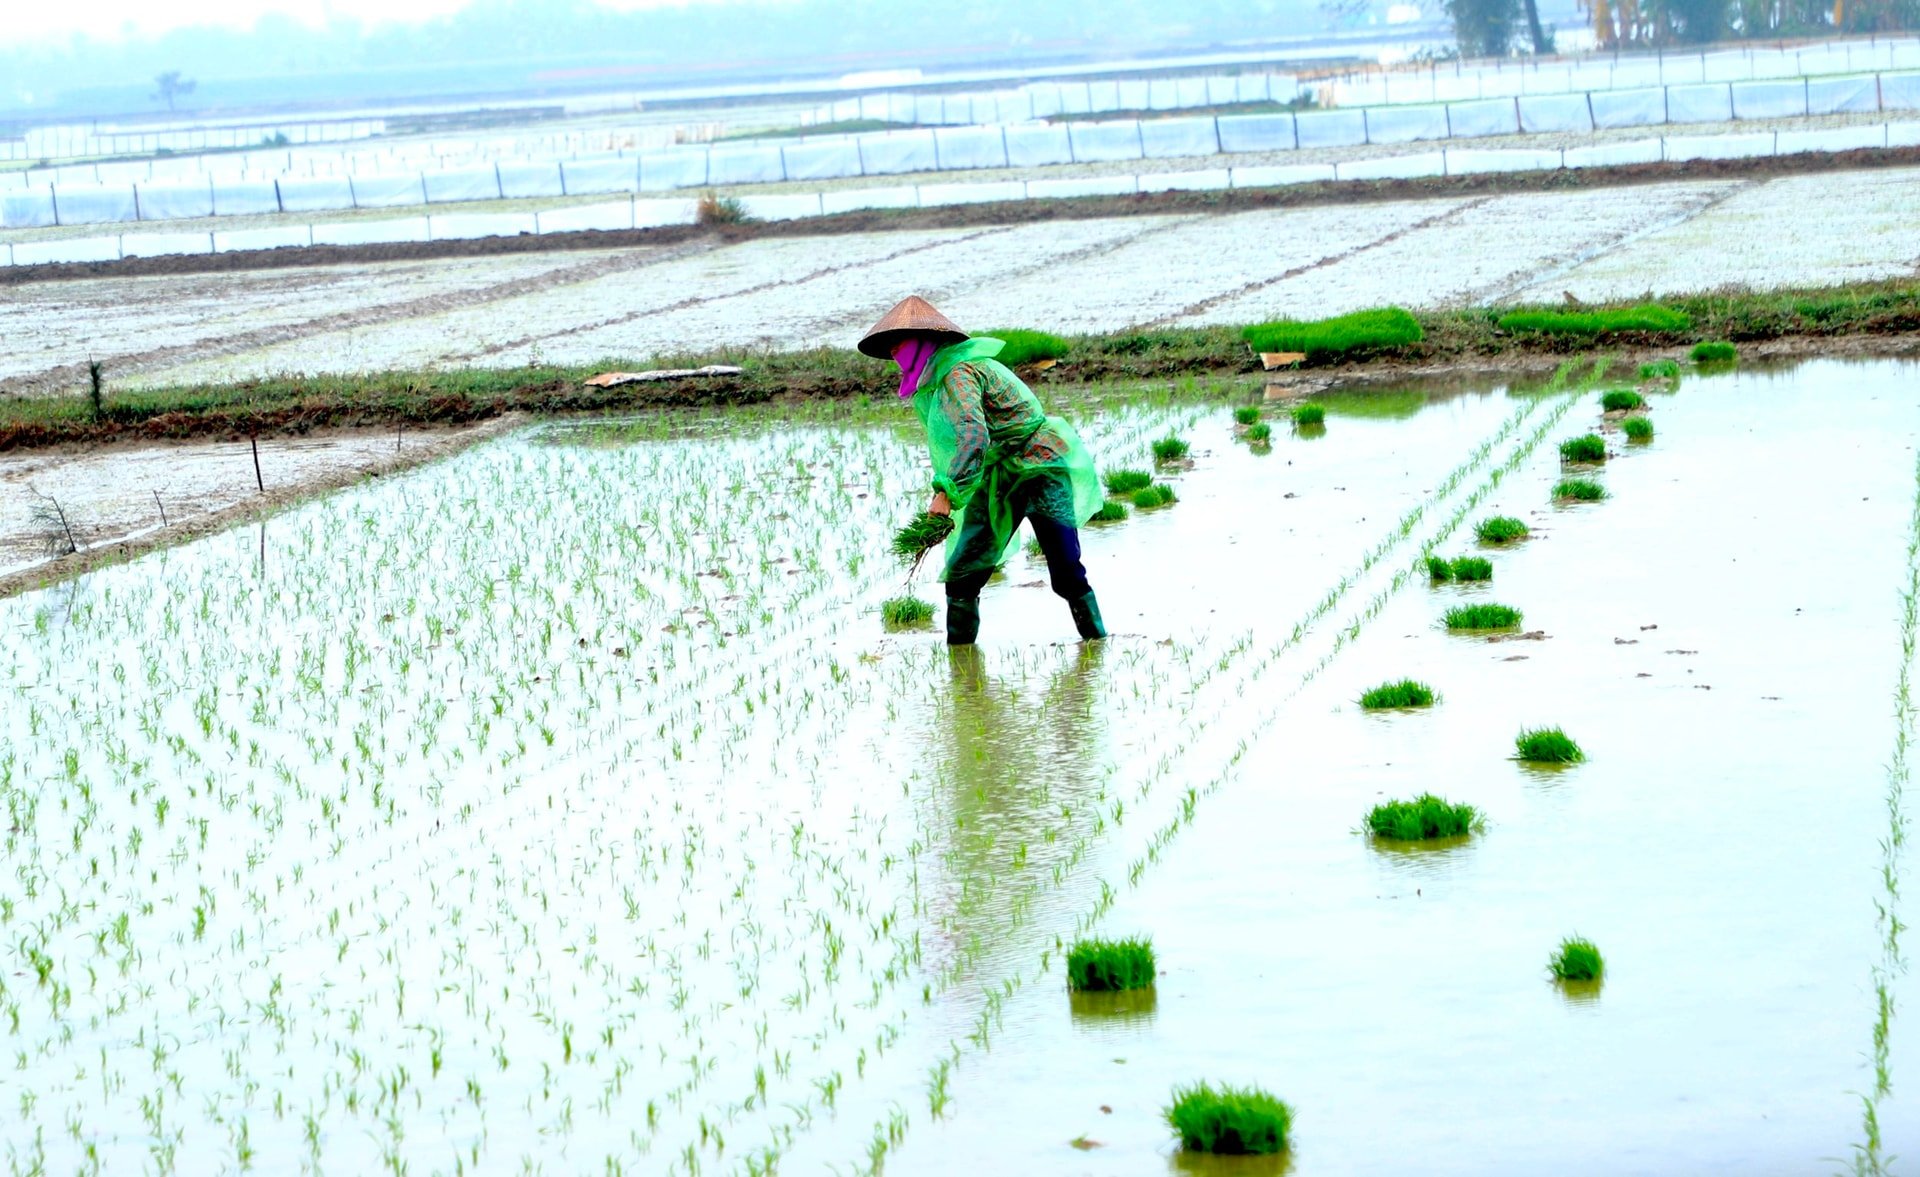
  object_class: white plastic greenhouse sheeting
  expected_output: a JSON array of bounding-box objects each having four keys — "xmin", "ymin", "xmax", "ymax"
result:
[
  {"xmin": 1116, "ymin": 80, "xmax": 1151, "ymax": 111},
  {"xmin": 1068, "ymin": 122, "xmax": 1144, "ymax": 163},
  {"xmin": 1730, "ymin": 80, "xmax": 1807, "ymax": 120},
  {"xmin": 1807, "ymin": 75, "xmax": 1882, "ymax": 115},
  {"xmin": 0, "ymin": 173, "xmax": 23, "ymax": 191},
  {"xmin": 1216, "ymin": 114, "xmax": 1296, "ymax": 153},
  {"xmin": 918, "ymin": 180, "xmax": 1024, "ymax": 206},
  {"xmin": 821, "ymin": 187, "xmax": 919, "ymax": 214},
  {"xmin": 1667, "ymin": 84, "xmax": 1734, "ymax": 124},
  {"xmin": 1140, "ymin": 117, "xmax": 1221, "ymax": 159},
  {"xmin": 737, "ymin": 194, "xmax": 823, "ymax": 221},
  {"xmin": 1025, "ymin": 175, "xmax": 1139, "ymax": 199},
  {"xmin": 57, "ymin": 186, "xmax": 140, "ymax": 225},
  {"xmin": 214, "ymin": 182, "xmax": 282, "ymax": 217},
  {"xmin": 1003, "ymin": 124, "xmax": 1074, "ymax": 168},
  {"xmin": 639, "ymin": 151, "xmax": 710, "ymax": 191},
  {"xmin": 1563, "ymin": 138, "xmax": 1663, "ymax": 167},
  {"xmin": 535, "ymin": 202, "xmax": 635, "ymax": 233},
  {"xmin": 1590, "ymin": 87, "xmax": 1668, "ymax": 128},
  {"xmin": 1229, "ymin": 163, "xmax": 1335, "ymax": 187},
  {"xmin": 857, "ymin": 132, "xmax": 938, "ymax": 176},
  {"xmin": 782, "ymin": 139, "xmax": 864, "ymax": 182},
  {"xmin": 1293, "ymin": 110, "xmax": 1368, "ymax": 148},
  {"xmin": 1364, "ymin": 105, "xmax": 1450, "ymax": 144},
  {"xmin": 1891, "ymin": 121, "xmax": 1920, "ymax": 146},
  {"xmin": 1446, "ymin": 148, "xmax": 1562, "ymax": 174},
  {"xmin": 134, "ymin": 182, "xmax": 215, "ymax": 221},
  {"xmin": 1518, "ymin": 93, "xmax": 1594, "ymax": 133},
  {"xmin": 13, "ymin": 237, "xmax": 121, "ymax": 265},
  {"xmin": 121, "ymin": 232, "xmax": 214, "ymax": 258},
  {"xmin": 1664, "ymin": 132, "xmax": 1774, "ymax": 161},
  {"xmin": 562, "ymin": 158, "xmax": 640, "ymax": 196},
  {"xmin": 1881, "ymin": 73, "xmax": 1920, "ymax": 110},
  {"xmin": 1446, "ymin": 98, "xmax": 1521, "ymax": 137},
  {"xmin": 633, "ymin": 200, "xmax": 698, "ymax": 228},
  {"xmin": 1336, "ymin": 152, "xmax": 1445, "ymax": 180},
  {"xmin": 277, "ymin": 178, "xmax": 355, "ymax": 213},
  {"xmin": 705, "ymin": 146, "xmax": 786, "ymax": 186},
  {"xmin": 423, "ymin": 167, "xmax": 502, "ymax": 204},
  {"xmin": 1137, "ymin": 168, "xmax": 1231, "ymax": 192},
  {"xmin": 311, "ymin": 218, "xmax": 429, "ymax": 246},
  {"xmin": 0, "ymin": 188, "xmax": 53, "ymax": 229},
  {"xmin": 430, "ymin": 213, "xmax": 536, "ymax": 240},
  {"xmin": 216, "ymin": 227, "xmax": 313, "ymax": 252},
  {"xmin": 351, "ymin": 174, "xmax": 427, "ymax": 208},
  {"xmin": 498, "ymin": 162, "xmax": 564, "ymax": 199},
  {"xmin": 933, "ymin": 127, "xmax": 1009, "ymax": 171},
  {"xmin": 1776, "ymin": 124, "xmax": 1888, "ymax": 153}
]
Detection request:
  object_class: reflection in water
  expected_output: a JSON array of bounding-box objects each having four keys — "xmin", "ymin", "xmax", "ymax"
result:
[
  {"xmin": 1169, "ymin": 1146, "xmax": 1296, "ymax": 1176},
  {"xmin": 1367, "ymin": 832, "xmax": 1479, "ymax": 883},
  {"xmin": 918, "ymin": 643, "xmax": 1113, "ymax": 984},
  {"xmin": 1555, "ymin": 978, "xmax": 1605, "ymax": 1008},
  {"xmin": 1068, "ymin": 986, "xmax": 1159, "ymax": 1027},
  {"xmin": 1515, "ymin": 760, "xmax": 1580, "ymax": 788}
]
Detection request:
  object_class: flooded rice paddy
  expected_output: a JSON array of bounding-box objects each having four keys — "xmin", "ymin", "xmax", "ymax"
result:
[{"xmin": 1, "ymin": 358, "xmax": 1917, "ymax": 1174}]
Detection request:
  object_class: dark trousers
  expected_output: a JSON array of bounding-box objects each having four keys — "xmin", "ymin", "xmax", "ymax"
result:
[{"xmin": 946, "ymin": 497, "xmax": 1092, "ymax": 602}]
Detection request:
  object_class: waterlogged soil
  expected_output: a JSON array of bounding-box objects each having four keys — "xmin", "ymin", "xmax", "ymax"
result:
[
  {"xmin": 0, "ymin": 360, "xmax": 1916, "ymax": 1173},
  {"xmin": 881, "ymin": 358, "xmax": 1920, "ymax": 1174}
]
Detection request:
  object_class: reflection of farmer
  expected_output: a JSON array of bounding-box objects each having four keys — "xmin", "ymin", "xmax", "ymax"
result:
[{"xmin": 859, "ymin": 296, "xmax": 1107, "ymax": 645}]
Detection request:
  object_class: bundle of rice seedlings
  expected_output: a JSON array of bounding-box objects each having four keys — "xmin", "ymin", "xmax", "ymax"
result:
[{"xmin": 891, "ymin": 512, "xmax": 954, "ymax": 573}]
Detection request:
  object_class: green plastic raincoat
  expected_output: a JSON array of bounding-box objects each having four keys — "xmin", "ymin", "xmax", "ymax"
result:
[{"xmin": 911, "ymin": 338, "xmax": 1102, "ymax": 582}]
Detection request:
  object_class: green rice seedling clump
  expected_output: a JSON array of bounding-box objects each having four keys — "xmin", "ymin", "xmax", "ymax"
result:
[
  {"xmin": 982, "ymin": 328, "xmax": 1070, "ymax": 367},
  {"xmin": 1241, "ymin": 305, "xmax": 1423, "ymax": 361},
  {"xmin": 1091, "ymin": 499, "xmax": 1130, "ymax": 523},
  {"xmin": 890, "ymin": 512, "xmax": 955, "ymax": 569},
  {"xmin": 1691, "ymin": 341, "xmax": 1738, "ymax": 364},
  {"xmin": 1245, "ymin": 422, "xmax": 1272, "ymax": 443},
  {"xmin": 1515, "ymin": 726, "xmax": 1584, "ymax": 763},
  {"xmin": 1233, "ymin": 405, "xmax": 1262, "ymax": 425},
  {"xmin": 880, "ymin": 596, "xmax": 935, "ymax": 628},
  {"xmin": 1152, "ymin": 435, "xmax": 1191, "ymax": 463},
  {"xmin": 1622, "ymin": 415, "xmax": 1654, "ymax": 442},
  {"xmin": 1475, "ymin": 516, "xmax": 1529, "ymax": 544},
  {"xmin": 1427, "ymin": 555, "xmax": 1455, "ymax": 582},
  {"xmin": 1638, "ymin": 359, "xmax": 1680, "ymax": 379},
  {"xmin": 1553, "ymin": 478, "xmax": 1607, "ymax": 502},
  {"xmin": 1290, "ymin": 403, "xmax": 1326, "ymax": 427},
  {"xmin": 1365, "ymin": 793, "xmax": 1480, "ymax": 839},
  {"xmin": 1549, "ymin": 936, "xmax": 1605, "ymax": 981},
  {"xmin": 1496, "ymin": 304, "xmax": 1693, "ymax": 337},
  {"xmin": 1358, "ymin": 679, "xmax": 1437, "ymax": 709},
  {"xmin": 1559, "ymin": 433, "xmax": 1606, "ymax": 463},
  {"xmin": 1065, "ymin": 936, "xmax": 1156, "ymax": 992},
  {"xmin": 1165, "ymin": 1083, "xmax": 1294, "ymax": 1155},
  {"xmin": 1104, "ymin": 469, "xmax": 1154, "ymax": 496},
  {"xmin": 1601, "ymin": 389, "xmax": 1647, "ymax": 412},
  {"xmin": 1132, "ymin": 484, "xmax": 1178, "ymax": 509},
  {"xmin": 1450, "ymin": 556, "xmax": 1493, "ymax": 581},
  {"xmin": 1446, "ymin": 603, "xmax": 1523, "ymax": 630}
]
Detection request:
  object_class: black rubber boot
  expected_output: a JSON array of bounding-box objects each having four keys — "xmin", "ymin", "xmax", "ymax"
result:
[
  {"xmin": 946, "ymin": 597, "xmax": 981, "ymax": 646},
  {"xmin": 1068, "ymin": 591, "xmax": 1107, "ymax": 641}
]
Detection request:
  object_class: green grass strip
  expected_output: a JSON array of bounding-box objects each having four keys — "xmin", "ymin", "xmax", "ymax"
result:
[
  {"xmin": 1242, "ymin": 306, "xmax": 1423, "ymax": 360},
  {"xmin": 1497, "ymin": 304, "xmax": 1693, "ymax": 336}
]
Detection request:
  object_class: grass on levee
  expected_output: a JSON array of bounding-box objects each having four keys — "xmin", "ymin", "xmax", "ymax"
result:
[{"xmin": 8, "ymin": 276, "xmax": 1919, "ymax": 448}]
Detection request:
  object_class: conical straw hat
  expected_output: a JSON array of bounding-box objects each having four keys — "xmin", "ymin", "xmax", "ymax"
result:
[{"xmin": 857, "ymin": 295, "xmax": 969, "ymax": 359}]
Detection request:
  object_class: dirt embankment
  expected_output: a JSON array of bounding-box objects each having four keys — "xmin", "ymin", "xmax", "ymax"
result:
[{"xmin": 6, "ymin": 144, "xmax": 1920, "ymax": 287}]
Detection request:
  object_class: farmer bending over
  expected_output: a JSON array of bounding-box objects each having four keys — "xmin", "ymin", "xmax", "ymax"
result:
[{"xmin": 859, "ymin": 295, "xmax": 1107, "ymax": 645}]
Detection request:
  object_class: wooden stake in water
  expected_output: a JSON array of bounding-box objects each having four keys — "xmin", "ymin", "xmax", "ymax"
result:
[{"xmin": 250, "ymin": 434, "xmax": 264, "ymax": 493}]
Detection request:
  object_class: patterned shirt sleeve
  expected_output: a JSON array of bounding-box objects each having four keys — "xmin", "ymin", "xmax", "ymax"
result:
[{"xmin": 933, "ymin": 362, "xmax": 990, "ymax": 510}]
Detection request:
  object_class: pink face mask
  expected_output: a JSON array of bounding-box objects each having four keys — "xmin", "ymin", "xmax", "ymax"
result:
[{"xmin": 891, "ymin": 336, "xmax": 937, "ymax": 400}]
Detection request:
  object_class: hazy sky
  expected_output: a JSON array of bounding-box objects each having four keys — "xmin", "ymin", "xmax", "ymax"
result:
[{"xmin": 14, "ymin": 0, "xmax": 709, "ymax": 42}]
